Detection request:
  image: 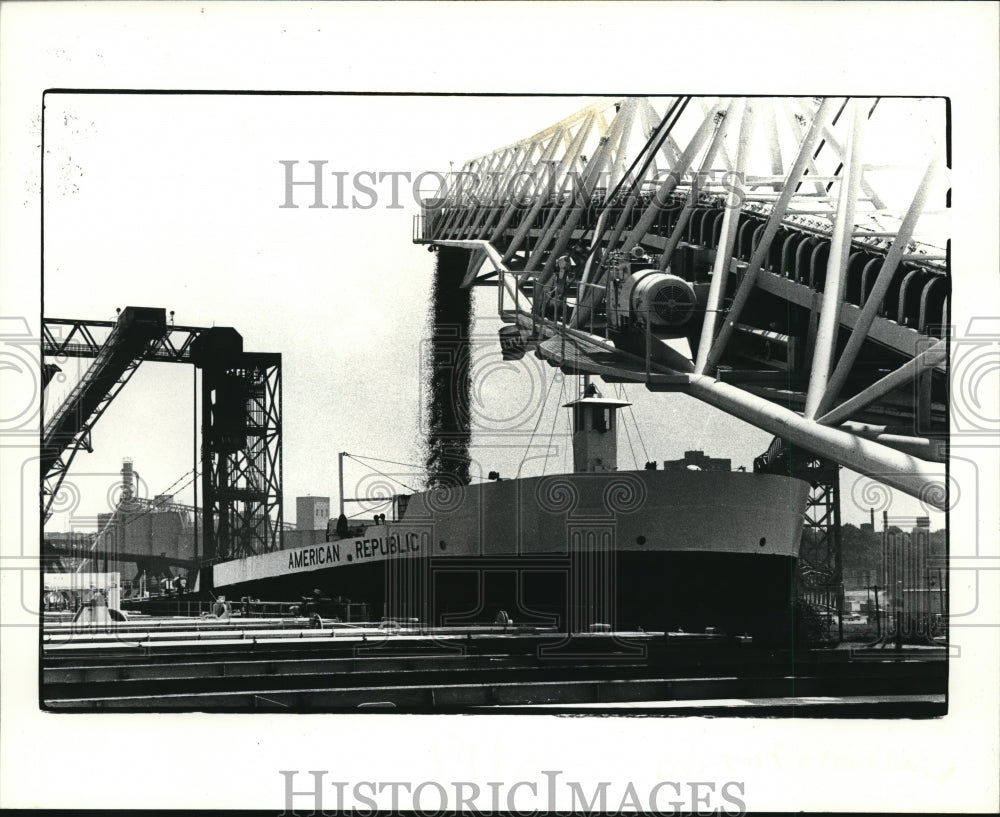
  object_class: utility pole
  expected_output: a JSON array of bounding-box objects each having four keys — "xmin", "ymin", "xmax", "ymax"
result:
[{"xmin": 339, "ymin": 452, "xmax": 346, "ymax": 517}]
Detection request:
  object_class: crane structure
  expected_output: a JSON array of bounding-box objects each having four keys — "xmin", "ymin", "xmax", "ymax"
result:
[
  {"xmin": 42, "ymin": 307, "xmax": 169, "ymax": 521},
  {"xmin": 42, "ymin": 308, "xmax": 283, "ymax": 577},
  {"xmin": 414, "ymin": 96, "xmax": 950, "ymax": 595}
]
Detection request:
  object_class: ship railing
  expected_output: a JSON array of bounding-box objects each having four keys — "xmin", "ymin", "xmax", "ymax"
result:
[
  {"xmin": 236, "ymin": 598, "xmax": 371, "ymax": 623},
  {"xmin": 118, "ymin": 598, "xmax": 220, "ymax": 617}
]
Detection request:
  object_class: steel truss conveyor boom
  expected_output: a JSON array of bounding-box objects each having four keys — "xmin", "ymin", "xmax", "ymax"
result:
[
  {"xmin": 414, "ymin": 96, "xmax": 951, "ymax": 510},
  {"xmin": 41, "ymin": 307, "xmax": 169, "ymax": 518}
]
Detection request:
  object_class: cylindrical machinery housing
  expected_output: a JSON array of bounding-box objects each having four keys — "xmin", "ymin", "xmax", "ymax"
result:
[{"xmin": 627, "ymin": 269, "xmax": 698, "ymax": 331}]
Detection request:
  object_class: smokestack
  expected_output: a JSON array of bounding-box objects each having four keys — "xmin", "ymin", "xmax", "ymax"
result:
[{"xmin": 121, "ymin": 457, "xmax": 134, "ymax": 502}]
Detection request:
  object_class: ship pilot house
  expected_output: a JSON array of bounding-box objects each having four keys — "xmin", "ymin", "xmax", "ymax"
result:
[{"xmin": 564, "ymin": 382, "xmax": 630, "ymax": 473}]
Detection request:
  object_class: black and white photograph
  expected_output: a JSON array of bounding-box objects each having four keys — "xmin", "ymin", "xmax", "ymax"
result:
[{"xmin": 1, "ymin": 1, "xmax": 997, "ymax": 814}]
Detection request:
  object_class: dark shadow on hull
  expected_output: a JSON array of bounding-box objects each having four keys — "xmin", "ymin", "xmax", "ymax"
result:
[{"xmin": 220, "ymin": 551, "xmax": 797, "ymax": 644}]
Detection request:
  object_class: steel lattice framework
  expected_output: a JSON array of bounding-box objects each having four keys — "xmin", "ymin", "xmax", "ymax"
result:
[
  {"xmin": 42, "ymin": 313, "xmax": 283, "ymax": 568},
  {"xmin": 415, "ymin": 96, "xmax": 949, "ymax": 510},
  {"xmin": 41, "ymin": 308, "xmax": 173, "ymax": 521},
  {"xmin": 196, "ymin": 347, "xmax": 284, "ymax": 563}
]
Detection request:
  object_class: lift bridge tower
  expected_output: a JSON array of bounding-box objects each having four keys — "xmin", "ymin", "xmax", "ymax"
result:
[
  {"xmin": 414, "ymin": 96, "xmax": 950, "ymax": 614},
  {"xmin": 42, "ymin": 308, "xmax": 282, "ymax": 589}
]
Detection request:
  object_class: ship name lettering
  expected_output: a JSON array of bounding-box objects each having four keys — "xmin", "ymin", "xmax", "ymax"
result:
[
  {"xmin": 354, "ymin": 534, "xmax": 420, "ymax": 561},
  {"xmin": 287, "ymin": 544, "xmax": 340, "ymax": 571}
]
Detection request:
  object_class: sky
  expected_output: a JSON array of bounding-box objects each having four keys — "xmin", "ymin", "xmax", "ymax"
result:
[{"xmin": 41, "ymin": 92, "xmax": 948, "ymax": 532}]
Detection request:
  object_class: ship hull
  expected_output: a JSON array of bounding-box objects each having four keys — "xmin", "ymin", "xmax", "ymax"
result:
[
  {"xmin": 217, "ymin": 550, "xmax": 796, "ymax": 640},
  {"xmin": 214, "ymin": 469, "xmax": 809, "ymax": 641}
]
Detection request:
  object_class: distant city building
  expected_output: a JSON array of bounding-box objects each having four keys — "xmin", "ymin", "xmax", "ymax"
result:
[
  {"xmin": 296, "ymin": 496, "xmax": 330, "ymax": 531},
  {"xmin": 662, "ymin": 450, "xmax": 732, "ymax": 472},
  {"xmin": 43, "ymin": 530, "xmax": 95, "ymax": 549}
]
